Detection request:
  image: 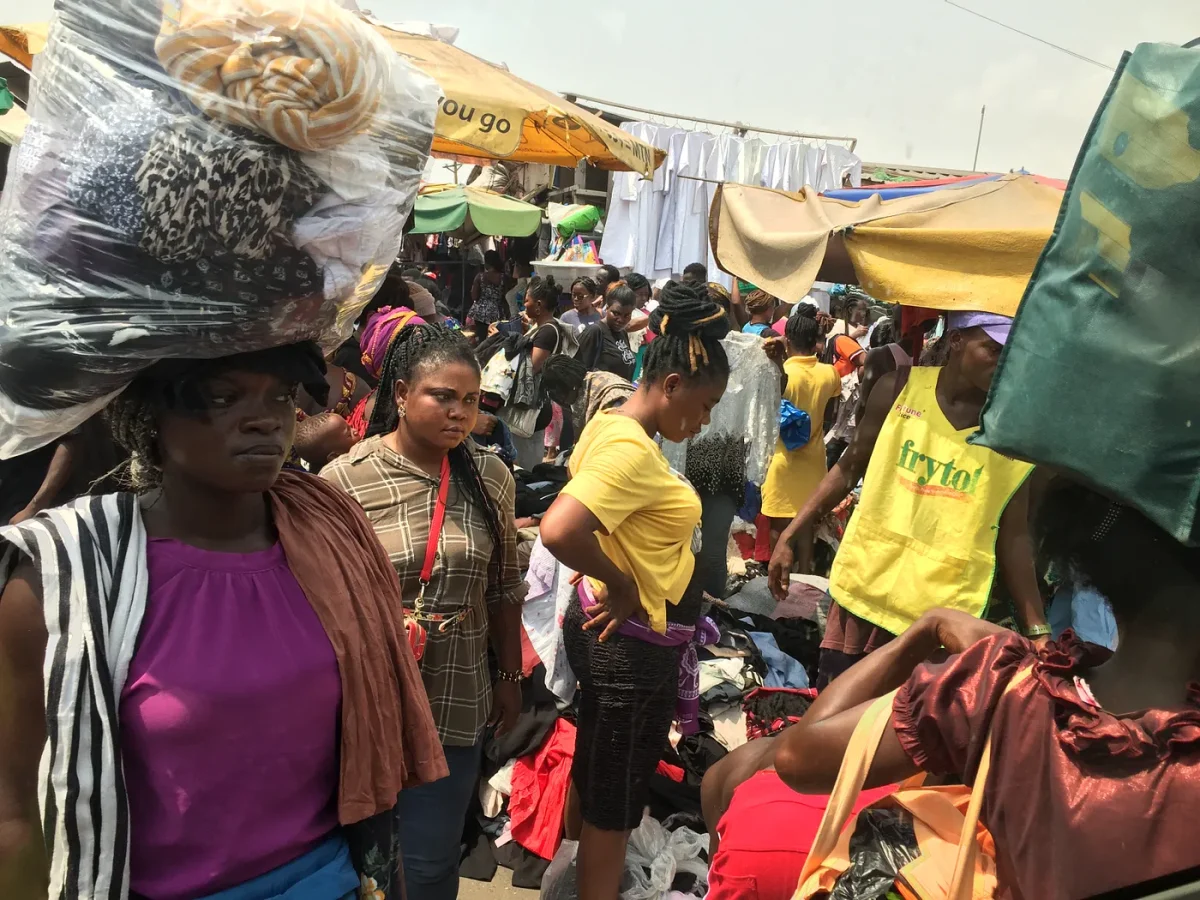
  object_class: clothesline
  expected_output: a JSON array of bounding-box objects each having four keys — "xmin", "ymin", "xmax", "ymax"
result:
[{"xmin": 565, "ymin": 92, "xmax": 859, "ymax": 151}]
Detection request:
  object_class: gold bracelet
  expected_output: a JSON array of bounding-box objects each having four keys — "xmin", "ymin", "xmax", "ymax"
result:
[{"xmin": 1025, "ymin": 623, "xmax": 1053, "ymax": 638}]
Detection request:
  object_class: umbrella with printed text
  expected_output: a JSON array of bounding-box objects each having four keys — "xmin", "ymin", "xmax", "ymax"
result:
[{"xmin": 0, "ymin": 19, "xmax": 667, "ymax": 178}]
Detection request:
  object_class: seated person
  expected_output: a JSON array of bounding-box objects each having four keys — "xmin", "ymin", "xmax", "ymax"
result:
[
  {"xmin": 702, "ymin": 737, "xmax": 893, "ymax": 900},
  {"xmin": 772, "ymin": 480, "xmax": 1200, "ymax": 900}
]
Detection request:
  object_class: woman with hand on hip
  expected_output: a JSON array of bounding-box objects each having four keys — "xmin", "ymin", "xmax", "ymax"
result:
[
  {"xmin": 540, "ymin": 283, "xmax": 731, "ymax": 900},
  {"xmin": 322, "ymin": 324, "xmax": 526, "ymax": 900}
]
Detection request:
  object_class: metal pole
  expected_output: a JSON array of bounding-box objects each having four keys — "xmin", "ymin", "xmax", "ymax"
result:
[
  {"xmin": 566, "ymin": 91, "xmax": 859, "ymax": 151},
  {"xmin": 972, "ymin": 105, "xmax": 986, "ymax": 172}
]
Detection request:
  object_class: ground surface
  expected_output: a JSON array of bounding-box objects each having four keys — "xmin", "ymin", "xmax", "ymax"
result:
[{"xmin": 459, "ymin": 869, "xmax": 538, "ymax": 897}]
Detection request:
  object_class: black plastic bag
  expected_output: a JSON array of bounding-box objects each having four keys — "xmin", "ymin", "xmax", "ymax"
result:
[{"xmin": 829, "ymin": 807, "xmax": 920, "ymax": 900}]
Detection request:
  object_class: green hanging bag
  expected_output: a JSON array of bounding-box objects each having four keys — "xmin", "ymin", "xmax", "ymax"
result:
[{"xmin": 975, "ymin": 42, "xmax": 1200, "ymax": 543}]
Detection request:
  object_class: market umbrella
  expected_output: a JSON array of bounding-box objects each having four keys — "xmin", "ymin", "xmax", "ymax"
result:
[
  {"xmin": 410, "ymin": 185, "xmax": 542, "ymax": 237},
  {"xmin": 0, "ymin": 23, "xmax": 45, "ymax": 68},
  {"xmin": 710, "ymin": 174, "xmax": 1065, "ymax": 316},
  {"xmin": 371, "ymin": 24, "xmax": 665, "ymax": 178},
  {"xmin": 0, "ymin": 20, "xmax": 666, "ymax": 177}
]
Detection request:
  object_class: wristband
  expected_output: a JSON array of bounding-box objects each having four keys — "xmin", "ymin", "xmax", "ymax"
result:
[
  {"xmin": 1024, "ymin": 624, "xmax": 1053, "ymax": 639},
  {"xmin": 497, "ymin": 668, "xmax": 523, "ymax": 683}
]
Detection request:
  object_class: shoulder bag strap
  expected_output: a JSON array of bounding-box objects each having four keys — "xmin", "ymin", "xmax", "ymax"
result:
[
  {"xmin": 414, "ymin": 457, "xmax": 451, "ymax": 612},
  {"xmin": 947, "ymin": 663, "xmax": 1035, "ymax": 900},
  {"xmin": 799, "ymin": 687, "xmax": 901, "ymax": 888}
]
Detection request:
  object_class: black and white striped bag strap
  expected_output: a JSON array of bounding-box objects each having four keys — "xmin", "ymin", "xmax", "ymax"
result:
[{"xmin": 1, "ymin": 493, "xmax": 148, "ymax": 900}]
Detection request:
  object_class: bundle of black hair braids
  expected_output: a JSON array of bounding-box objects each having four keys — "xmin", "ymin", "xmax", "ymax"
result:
[{"xmin": 366, "ymin": 323, "xmax": 506, "ymax": 561}]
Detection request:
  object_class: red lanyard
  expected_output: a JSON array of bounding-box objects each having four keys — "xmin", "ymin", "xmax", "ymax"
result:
[{"xmin": 418, "ymin": 457, "xmax": 451, "ymax": 596}]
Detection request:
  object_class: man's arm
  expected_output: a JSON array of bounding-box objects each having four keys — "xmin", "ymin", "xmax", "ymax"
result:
[
  {"xmin": 856, "ymin": 347, "xmax": 899, "ymax": 421},
  {"xmin": 996, "ymin": 479, "xmax": 1049, "ymax": 642},
  {"xmin": 9, "ymin": 437, "xmax": 81, "ymax": 525},
  {"xmin": 768, "ymin": 371, "xmax": 898, "ymax": 598}
]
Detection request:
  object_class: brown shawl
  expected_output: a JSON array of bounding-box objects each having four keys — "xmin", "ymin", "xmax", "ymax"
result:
[{"xmin": 271, "ymin": 469, "xmax": 448, "ymax": 823}]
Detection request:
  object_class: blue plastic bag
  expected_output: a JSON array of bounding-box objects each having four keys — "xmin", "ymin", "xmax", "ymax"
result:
[{"xmin": 779, "ymin": 400, "xmax": 812, "ymax": 451}]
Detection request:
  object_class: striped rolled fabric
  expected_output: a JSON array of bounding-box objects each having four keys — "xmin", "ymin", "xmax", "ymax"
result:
[{"xmin": 156, "ymin": 0, "xmax": 385, "ymax": 152}]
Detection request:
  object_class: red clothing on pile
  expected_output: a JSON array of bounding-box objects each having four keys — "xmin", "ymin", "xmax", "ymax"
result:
[
  {"xmin": 509, "ymin": 717, "xmax": 577, "ymax": 860},
  {"xmin": 893, "ymin": 632, "xmax": 1200, "ymax": 900},
  {"xmin": 708, "ymin": 771, "xmax": 894, "ymax": 900}
]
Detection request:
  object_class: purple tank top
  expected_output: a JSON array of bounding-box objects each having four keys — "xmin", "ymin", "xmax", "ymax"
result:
[{"xmin": 119, "ymin": 539, "xmax": 342, "ymax": 899}]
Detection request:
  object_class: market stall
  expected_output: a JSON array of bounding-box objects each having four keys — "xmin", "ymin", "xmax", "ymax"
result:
[{"xmin": 710, "ymin": 173, "xmax": 1065, "ymax": 315}]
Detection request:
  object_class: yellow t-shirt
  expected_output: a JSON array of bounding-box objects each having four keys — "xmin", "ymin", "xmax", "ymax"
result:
[
  {"xmin": 760, "ymin": 355, "xmax": 842, "ymax": 519},
  {"xmin": 561, "ymin": 410, "xmax": 702, "ymax": 634}
]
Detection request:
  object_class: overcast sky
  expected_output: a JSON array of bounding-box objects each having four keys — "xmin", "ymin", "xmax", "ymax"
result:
[{"xmin": 4, "ymin": 0, "xmax": 1197, "ymax": 176}]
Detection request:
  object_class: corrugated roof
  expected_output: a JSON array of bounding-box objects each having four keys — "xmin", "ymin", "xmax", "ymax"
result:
[{"xmin": 861, "ymin": 161, "xmax": 992, "ymax": 184}]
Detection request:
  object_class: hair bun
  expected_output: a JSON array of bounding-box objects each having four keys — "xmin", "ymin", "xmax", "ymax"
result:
[{"xmin": 649, "ymin": 282, "xmax": 731, "ymax": 341}]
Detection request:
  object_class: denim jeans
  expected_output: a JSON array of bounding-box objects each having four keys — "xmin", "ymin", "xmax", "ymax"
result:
[{"xmin": 396, "ymin": 742, "xmax": 483, "ymax": 900}]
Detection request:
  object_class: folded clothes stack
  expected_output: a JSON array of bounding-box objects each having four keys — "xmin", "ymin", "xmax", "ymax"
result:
[{"xmin": 0, "ymin": 0, "xmax": 440, "ymax": 456}]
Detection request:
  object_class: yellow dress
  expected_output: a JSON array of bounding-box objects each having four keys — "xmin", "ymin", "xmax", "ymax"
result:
[{"xmin": 760, "ymin": 355, "xmax": 842, "ymax": 519}]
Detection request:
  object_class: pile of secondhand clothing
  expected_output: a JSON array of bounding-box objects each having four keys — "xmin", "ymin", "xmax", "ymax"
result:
[{"xmin": 459, "ymin": 534, "xmax": 827, "ymax": 897}]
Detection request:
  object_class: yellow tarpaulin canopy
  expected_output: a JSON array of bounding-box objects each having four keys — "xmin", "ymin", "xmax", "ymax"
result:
[
  {"xmin": 710, "ymin": 174, "xmax": 1066, "ymax": 316},
  {"xmin": 0, "ymin": 20, "xmax": 665, "ymax": 177},
  {"xmin": 0, "ymin": 23, "xmax": 45, "ymax": 68},
  {"xmin": 0, "ymin": 104, "xmax": 30, "ymax": 145},
  {"xmin": 372, "ymin": 24, "xmax": 664, "ymax": 178}
]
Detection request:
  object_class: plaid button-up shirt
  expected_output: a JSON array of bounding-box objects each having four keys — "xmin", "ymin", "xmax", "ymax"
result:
[{"xmin": 323, "ymin": 436, "xmax": 526, "ymax": 745}]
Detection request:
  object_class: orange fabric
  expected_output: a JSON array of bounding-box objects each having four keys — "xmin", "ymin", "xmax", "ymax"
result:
[
  {"xmin": 831, "ymin": 335, "xmax": 866, "ymax": 378},
  {"xmin": 271, "ymin": 470, "xmax": 448, "ymax": 824}
]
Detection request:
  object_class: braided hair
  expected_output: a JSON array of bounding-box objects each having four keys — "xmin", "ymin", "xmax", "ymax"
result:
[
  {"xmin": 642, "ymin": 282, "xmax": 731, "ymax": 384},
  {"xmin": 106, "ymin": 379, "xmax": 162, "ymax": 491},
  {"xmin": 785, "ymin": 310, "xmax": 821, "ymax": 354},
  {"xmin": 365, "ymin": 322, "xmax": 506, "ymax": 557}
]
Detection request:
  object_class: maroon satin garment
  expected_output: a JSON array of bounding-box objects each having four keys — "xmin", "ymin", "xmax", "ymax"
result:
[{"xmin": 892, "ymin": 632, "xmax": 1200, "ymax": 900}]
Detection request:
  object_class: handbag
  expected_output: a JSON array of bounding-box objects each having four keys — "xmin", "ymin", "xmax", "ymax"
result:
[
  {"xmin": 405, "ymin": 456, "xmax": 470, "ymax": 661},
  {"xmin": 796, "ymin": 665, "xmax": 1033, "ymax": 900}
]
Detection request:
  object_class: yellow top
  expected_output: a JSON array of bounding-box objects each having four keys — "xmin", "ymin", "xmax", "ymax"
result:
[
  {"xmin": 760, "ymin": 355, "xmax": 843, "ymax": 519},
  {"xmin": 561, "ymin": 410, "xmax": 702, "ymax": 634},
  {"xmin": 829, "ymin": 366, "xmax": 1033, "ymax": 635}
]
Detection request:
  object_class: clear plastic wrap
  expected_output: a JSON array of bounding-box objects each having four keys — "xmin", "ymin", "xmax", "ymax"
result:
[{"xmin": 0, "ymin": 0, "xmax": 440, "ymax": 456}]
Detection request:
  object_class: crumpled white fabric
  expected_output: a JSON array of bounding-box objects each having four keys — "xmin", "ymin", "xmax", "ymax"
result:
[
  {"xmin": 294, "ymin": 191, "xmax": 406, "ymax": 267},
  {"xmin": 698, "ymin": 658, "xmax": 757, "ymax": 696},
  {"xmin": 301, "ymin": 133, "xmax": 392, "ymax": 203},
  {"xmin": 661, "ymin": 331, "xmax": 781, "ymax": 486},
  {"xmin": 522, "ymin": 537, "xmax": 577, "ymax": 706},
  {"xmin": 479, "ymin": 758, "xmax": 516, "ymax": 818}
]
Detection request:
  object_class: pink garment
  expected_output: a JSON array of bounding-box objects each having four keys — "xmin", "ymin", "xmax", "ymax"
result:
[
  {"xmin": 120, "ymin": 539, "xmax": 342, "ymax": 900},
  {"xmin": 544, "ymin": 401, "xmax": 564, "ymax": 449},
  {"xmin": 510, "ymin": 718, "xmax": 577, "ymax": 859},
  {"xmin": 359, "ymin": 306, "xmax": 426, "ymax": 380}
]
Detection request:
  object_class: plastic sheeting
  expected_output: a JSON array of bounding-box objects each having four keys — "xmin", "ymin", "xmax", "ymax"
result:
[
  {"xmin": 0, "ymin": 0, "xmax": 440, "ymax": 456},
  {"xmin": 540, "ymin": 815, "xmax": 709, "ymax": 900}
]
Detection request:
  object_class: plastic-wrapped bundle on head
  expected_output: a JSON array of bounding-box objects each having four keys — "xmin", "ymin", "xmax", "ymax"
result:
[{"xmin": 0, "ymin": 0, "xmax": 442, "ymax": 457}]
